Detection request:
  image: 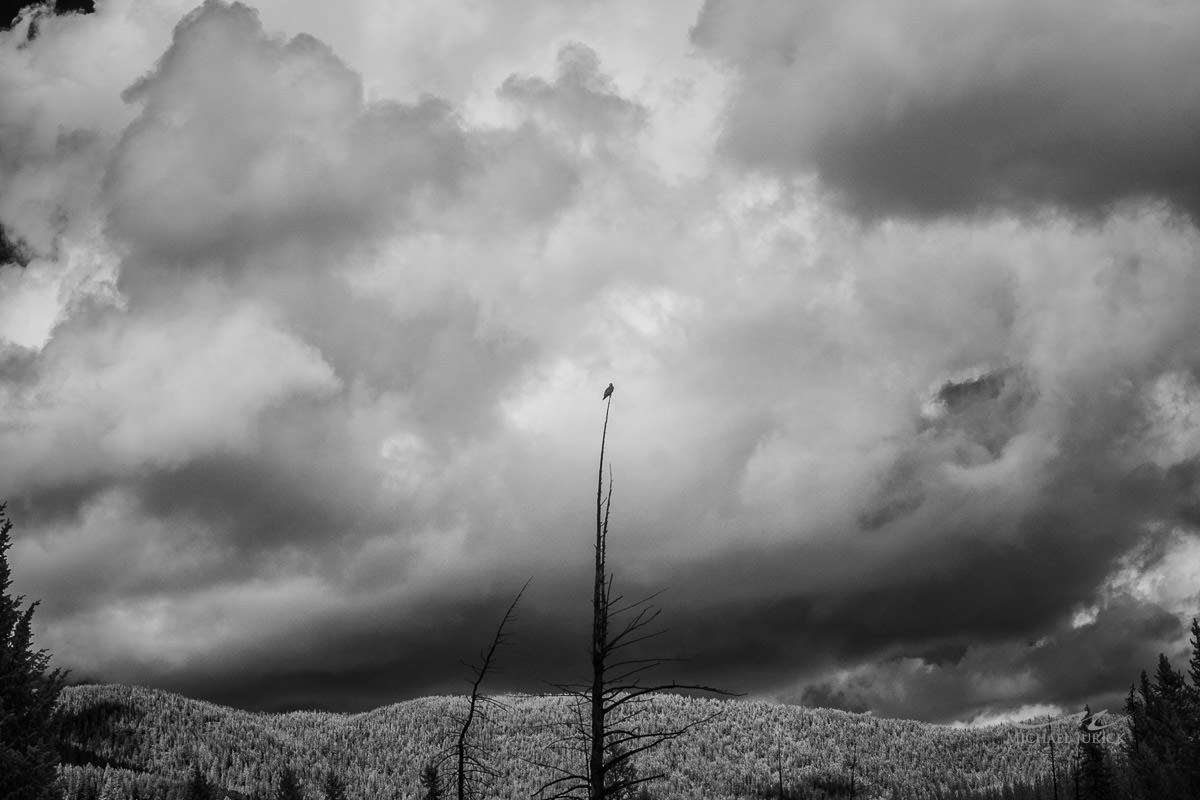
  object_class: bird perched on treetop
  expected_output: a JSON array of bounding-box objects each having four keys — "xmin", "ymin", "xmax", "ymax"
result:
[{"xmin": 603, "ymin": 382, "xmax": 614, "ymax": 400}]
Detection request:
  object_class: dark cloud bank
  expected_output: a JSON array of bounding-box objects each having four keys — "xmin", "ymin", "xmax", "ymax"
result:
[
  {"xmin": 0, "ymin": 0, "xmax": 1198, "ymax": 724},
  {"xmin": 692, "ymin": 0, "xmax": 1200, "ymax": 221}
]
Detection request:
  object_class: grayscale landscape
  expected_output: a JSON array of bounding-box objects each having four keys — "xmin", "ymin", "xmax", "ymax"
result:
[{"xmin": 2, "ymin": 1, "xmax": 1200, "ymax": 799}]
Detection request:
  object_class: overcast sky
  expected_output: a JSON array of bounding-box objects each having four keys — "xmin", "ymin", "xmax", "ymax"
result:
[{"xmin": 2, "ymin": 0, "xmax": 1200, "ymax": 725}]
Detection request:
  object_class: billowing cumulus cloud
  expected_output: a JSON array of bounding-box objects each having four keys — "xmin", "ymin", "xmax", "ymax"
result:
[
  {"xmin": 692, "ymin": 0, "xmax": 1200, "ymax": 220},
  {"xmin": 107, "ymin": 1, "xmax": 473, "ymax": 270},
  {"xmin": 1, "ymin": 0, "xmax": 1199, "ymax": 723}
]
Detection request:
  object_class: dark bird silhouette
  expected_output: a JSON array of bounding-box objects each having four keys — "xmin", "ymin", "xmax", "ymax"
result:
[{"xmin": 602, "ymin": 382, "xmax": 614, "ymax": 400}]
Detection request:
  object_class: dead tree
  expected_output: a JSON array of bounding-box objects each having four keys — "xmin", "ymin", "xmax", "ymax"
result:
[
  {"xmin": 537, "ymin": 389, "xmax": 731, "ymax": 800},
  {"xmin": 425, "ymin": 581, "xmax": 528, "ymax": 800},
  {"xmin": 1049, "ymin": 730, "xmax": 1060, "ymax": 800},
  {"xmin": 776, "ymin": 731, "xmax": 786, "ymax": 800}
]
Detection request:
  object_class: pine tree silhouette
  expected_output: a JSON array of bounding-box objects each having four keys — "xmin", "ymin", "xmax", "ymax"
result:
[
  {"xmin": 276, "ymin": 766, "xmax": 303, "ymax": 800},
  {"xmin": 1075, "ymin": 706, "xmax": 1112, "ymax": 800},
  {"xmin": 420, "ymin": 762, "xmax": 443, "ymax": 800},
  {"xmin": 183, "ymin": 764, "xmax": 211, "ymax": 800},
  {"xmin": 1123, "ymin": 630, "xmax": 1200, "ymax": 799},
  {"xmin": 322, "ymin": 770, "xmax": 348, "ymax": 800},
  {"xmin": 0, "ymin": 503, "xmax": 66, "ymax": 800}
]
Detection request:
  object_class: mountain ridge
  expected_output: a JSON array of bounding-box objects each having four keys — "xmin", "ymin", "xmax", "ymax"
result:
[{"xmin": 56, "ymin": 682, "xmax": 1095, "ymax": 800}]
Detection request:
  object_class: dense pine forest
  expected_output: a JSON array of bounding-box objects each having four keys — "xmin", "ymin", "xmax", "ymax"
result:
[
  {"xmin": 50, "ymin": 683, "xmax": 1102, "ymax": 800},
  {"xmin": 25, "ymin": 605, "xmax": 1197, "ymax": 800},
  {"xmin": 46, "ymin": 643, "xmax": 1198, "ymax": 800}
]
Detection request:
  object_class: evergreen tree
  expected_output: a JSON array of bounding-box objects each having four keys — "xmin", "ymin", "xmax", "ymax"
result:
[
  {"xmin": 1075, "ymin": 706, "xmax": 1112, "ymax": 800},
  {"xmin": 0, "ymin": 503, "xmax": 66, "ymax": 800},
  {"xmin": 1124, "ymin": 650, "xmax": 1199, "ymax": 800},
  {"xmin": 321, "ymin": 770, "xmax": 347, "ymax": 800},
  {"xmin": 1122, "ymin": 682, "xmax": 1148, "ymax": 799},
  {"xmin": 1151, "ymin": 653, "xmax": 1190, "ymax": 797},
  {"xmin": 419, "ymin": 763, "xmax": 442, "ymax": 800},
  {"xmin": 97, "ymin": 768, "xmax": 121, "ymax": 800},
  {"xmin": 1185, "ymin": 619, "xmax": 1200, "ymax": 795},
  {"xmin": 276, "ymin": 766, "xmax": 303, "ymax": 800},
  {"xmin": 183, "ymin": 764, "xmax": 211, "ymax": 800},
  {"xmin": 1189, "ymin": 618, "xmax": 1200, "ymax": 692}
]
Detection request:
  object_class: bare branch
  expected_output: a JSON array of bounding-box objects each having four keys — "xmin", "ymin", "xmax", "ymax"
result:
[{"xmin": 454, "ymin": 579, "xmax": 530, "ymax": 800}]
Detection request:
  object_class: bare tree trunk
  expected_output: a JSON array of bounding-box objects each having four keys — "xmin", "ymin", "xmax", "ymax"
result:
[
  {"xmin": 536, "ymin": 391, "xmax": 730, "ymax": 800},
  {"xmin": 776, "ymin": 732, "xmax": 785, "ymax": 800},
  {"xmin": 590, "ymin": 396, "xmax": 613, "ymax": 800},
  {"xmin": 454, "ymin": 581, "xmax": 528, "ymax": 800},
  {"xmin": 1050, "ymin": 733, "xmax": 1060, "ymax": 800}
]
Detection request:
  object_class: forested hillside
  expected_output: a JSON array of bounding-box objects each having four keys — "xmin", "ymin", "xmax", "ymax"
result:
[{"xmin": 56, "ymin": 684, "xmax": 1087, "ymax": 800}]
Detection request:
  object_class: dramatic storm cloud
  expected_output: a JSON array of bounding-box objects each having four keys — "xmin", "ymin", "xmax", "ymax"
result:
[
  {"xmin": 2, "ymin": 0, "xmax": 1199, "ymax": 723},
  {"xmin": 692, "ymin": 0, "xmax": 1200, "ymax": 220}
]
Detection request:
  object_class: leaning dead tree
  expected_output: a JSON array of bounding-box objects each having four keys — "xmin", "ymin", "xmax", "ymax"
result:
[
  {"xmin": 537, "ymin": 387, "xmax": 730, "ymax": 800},
  {"xmin": 427, "ymin": 580, "xmax": 529, "ymax": 800}
]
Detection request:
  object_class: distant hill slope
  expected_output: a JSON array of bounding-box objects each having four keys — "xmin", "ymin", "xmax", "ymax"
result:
[{"xmin": 55, "ymin": 683, "xmax": 1102, "ymax": 800}]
